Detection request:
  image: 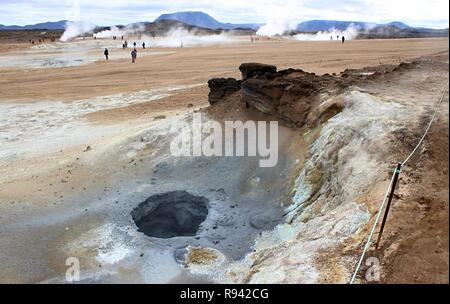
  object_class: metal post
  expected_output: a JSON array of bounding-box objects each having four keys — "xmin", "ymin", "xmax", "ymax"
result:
[{"xmin": 376, "ymin": 163, "xmax": 402, "ymax": 249}]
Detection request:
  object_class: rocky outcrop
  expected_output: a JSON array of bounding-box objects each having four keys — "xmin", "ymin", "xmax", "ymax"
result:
[
  {"xmin": 207, "ymin": 78, "xmax": 241, "ymax": 105},
  {"xmin": 241, "ymin": 69, "xmax": 332, "ymax": 127},
  {"xmin": 208, "ymin": 63, "xmax": 349, "ymax": 127},
  {"xmin": 239, "ymin": 63, "xmax": 277, "ymax": 80}
]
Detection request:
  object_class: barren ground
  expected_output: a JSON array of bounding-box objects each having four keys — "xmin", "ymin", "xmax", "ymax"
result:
[{"xmin": 0, "ymin": 38, "xmax": 448, "ymax": 102}]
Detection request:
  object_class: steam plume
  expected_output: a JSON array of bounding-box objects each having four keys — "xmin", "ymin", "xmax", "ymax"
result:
[
  {"xmin": 60, "ymin": 21, "xmax": 96, "ymax": 42},
  {"xmin": 294, "ymin": 25, "xmax": 360, "ymax": 41}
]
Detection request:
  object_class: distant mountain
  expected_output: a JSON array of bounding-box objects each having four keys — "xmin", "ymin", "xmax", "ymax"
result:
[
  {"xmin": 385, "ymin": 21, "xmax": 410, "ymax": 29},
  {"xmin": 155, "ymin": 11, "xmax": 261, "ymax": 30},
  {"xmin": 0, "ymin": 20, "xmax": 67, "ymax": 30}
]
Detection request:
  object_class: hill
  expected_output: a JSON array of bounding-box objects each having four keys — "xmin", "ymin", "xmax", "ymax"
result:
[
  {"xmin": 0, "ymin": 20, "xmax": 67, "ymax": 30},
  {"xmin": 155, "ymin": 11, "xmax": 261, "ymax": 30}
]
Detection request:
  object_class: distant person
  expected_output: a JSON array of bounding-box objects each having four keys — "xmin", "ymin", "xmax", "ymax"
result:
[
  {"xmin": 142, "ymin": 42, "xmax": 146, "ymax": 49},
  {"xmin": 133, "ymin": 42, "xmax": 137, "ymax": 47},
  {"xmin": 180, "ymin": 41, "xmax": 184, "ymax": 48},
  {"xmin": 337, "ymin": 35, "xmax": 339, "ymax": 40},
  {"xmin": 330, "ymin": 35, "xmax": 333, "ymax": 40},
  {"xmin": 342, "ymin": 36, "xmax": 345, "ymax": 44},
  {"xmin": 131, "ymin": 48, "xmax": 137, "ymax": 63},
  {"xmin": 104, "ymin": 48, "xmax": 109, "ymax": 60},
  {"xmin": 121, "ymin": 36, "xmax": 124, "ymax": 40}
]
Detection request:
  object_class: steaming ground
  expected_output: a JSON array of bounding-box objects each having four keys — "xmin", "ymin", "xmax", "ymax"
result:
[
  {"xmin": 0, "ymin": 39, "xmax": 175, "ymax": 69},
  {"xmin": 0, "ymin": 37, "xmax": 448, "ymax": 283},
  {"xmin": 0, "ymin": 31, "xmax": 243, "ymax": 69}
]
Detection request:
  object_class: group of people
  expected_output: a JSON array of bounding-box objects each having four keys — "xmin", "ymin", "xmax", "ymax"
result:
[
  {"xmin": 28, "ymin": 37, "xmax": 56, "ymax": 45},
  {"xmin": 104, "ymin": 40, "xmax": 146, "ymax": 63},
  {"xmin": 330, "ymin": 35, "xmax": 346, "ymax": 43}
]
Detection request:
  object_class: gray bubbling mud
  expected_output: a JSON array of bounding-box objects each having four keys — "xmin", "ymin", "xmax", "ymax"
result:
[{"xmin": 131, "ymin": 191, "xmax": 209, "ymax": 238}]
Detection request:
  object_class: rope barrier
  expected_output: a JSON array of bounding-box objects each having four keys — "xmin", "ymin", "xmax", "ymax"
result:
[{"xmin": 349, "ymin": 169, "xmax": 397, "ymax": 284}]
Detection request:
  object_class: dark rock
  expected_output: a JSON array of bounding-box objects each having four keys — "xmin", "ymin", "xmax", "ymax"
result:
[
  {"xmin": 239, "ymin": 63, "xmax": 277, "ymax": 80},
  {"xmin": 207, "ymin": 78, "xmax": 241, "ymax": 105}
]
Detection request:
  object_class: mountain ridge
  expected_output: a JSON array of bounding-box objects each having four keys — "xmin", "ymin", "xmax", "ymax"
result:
[
  {"xmin": 155, "ymin": 11, "xmax": 262, "ymax": 30},
  {"xmin": 0, "ymin": 12, "xmax": 447, "ymax": 34}
]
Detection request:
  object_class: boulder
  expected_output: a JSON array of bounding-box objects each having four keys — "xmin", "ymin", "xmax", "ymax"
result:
[
  {"xmin": 207, "ymin": 78, "xmax": 241, "ymax": 105},
  {"xmin": 239, "ymin": 63, "xmax": 277, "ymax": 80}
]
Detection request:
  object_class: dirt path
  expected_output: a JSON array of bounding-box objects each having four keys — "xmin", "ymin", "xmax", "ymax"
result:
[
  {"xmin": 339, "ymin": 53, "xmax": 449, "ymax": 284},
  {"xmin": 379, "ymin": 91, "xmax": 449, "ymax": 284}
]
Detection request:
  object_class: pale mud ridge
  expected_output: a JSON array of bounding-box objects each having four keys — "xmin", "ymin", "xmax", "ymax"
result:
[
  {"xmin": 224, "ymin": 91, "xmax": 410, "ymax": 283},
  {"xmin": 180, "ymin": 90, "xmax": 407, "ymax": 283}
]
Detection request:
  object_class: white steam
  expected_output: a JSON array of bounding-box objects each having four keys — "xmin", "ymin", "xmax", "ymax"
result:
[
  {"xmin": 294, "ymin": 25, "xmax": 359, "ymax": 41},
  {"xmin": 60, "ymin": 21, "xmax": 96, "ymax": 42},
  {"xmin": 147, "ymin": 28, "xmax": 232, "ymax": 47},
  {"xmin": 94, "ymin": 24, "xmax": 145, "ymax": 39},
  {"xmin": 257, "ymin": 14, "xmax": 298, "ymax": 36}
]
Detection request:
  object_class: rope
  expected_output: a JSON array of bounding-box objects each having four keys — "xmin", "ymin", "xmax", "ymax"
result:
[
  {"xmin": 349, "ymin": 80, "xmax": 448, "ymax": 284},
  {"xmin": 402, "ymin": 80, "xmax": 449, "ymax": 166},
  {"xmin": 349, "ymin": 169, "xmax": 397, "ymax": 284}
]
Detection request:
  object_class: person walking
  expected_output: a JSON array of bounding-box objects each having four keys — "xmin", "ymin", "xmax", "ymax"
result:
[
  {"xmin": 104, "ymin": 48, "xmax": 109, "ymax": 60},
  {"xmin": 142, "ymin": 42, "xmax": 146, "ymax": 49},
  {"xmin": 131, "ymin": 48, "xmax": 137, "ymax": 63},
  {"xmin": 342, "ymin": 36, "xmax": 345, "ymax": 44}
]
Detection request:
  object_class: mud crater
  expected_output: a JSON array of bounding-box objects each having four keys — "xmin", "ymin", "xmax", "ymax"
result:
[{"xmin": 131, "ymin": 191, "xmax": 208, "ymax": 238}]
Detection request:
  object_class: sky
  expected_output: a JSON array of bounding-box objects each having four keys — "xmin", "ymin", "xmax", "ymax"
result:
[{"xmin": 0, "ymin": 0, "xmax": 448, "ymax": 28}]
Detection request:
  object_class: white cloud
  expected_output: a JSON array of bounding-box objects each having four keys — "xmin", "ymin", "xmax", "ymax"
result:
[{"xmin": 0, "ymin": 0, "xmax": 448, "ymax": 28}]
